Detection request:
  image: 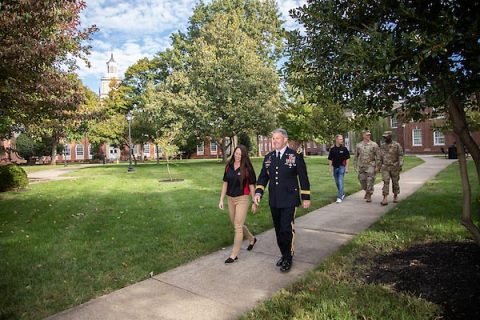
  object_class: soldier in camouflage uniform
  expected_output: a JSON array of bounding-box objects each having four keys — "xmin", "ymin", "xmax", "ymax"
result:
[
  {"xmin": 378, "ymin": 131, "xmax": 404, "ymax": 206},
  {"xmin": 354, "ymin": 130, "xmax": 380, "ymax": 203}
]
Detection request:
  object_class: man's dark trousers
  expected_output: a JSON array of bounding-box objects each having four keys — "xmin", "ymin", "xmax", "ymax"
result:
[{"xmin": 271, "ymin": 206, "xmax": 296, "ymax": 262}]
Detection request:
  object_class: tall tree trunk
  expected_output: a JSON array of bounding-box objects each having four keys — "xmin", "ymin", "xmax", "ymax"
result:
[
  {"xmin": 51, "ymin": 140, "xmax": 58, "ymax": 166},
  {"xmin": 166, "ymin": 155, "xmax": 172, "ymax": 181},
  {"xmin": 447, "ymin": 96, "xmax": 480, "ymax": 244},
  {"xmin": 456, "ymin": 136, "xmax": 480, "ymax": 245},
  {"xmin": 156, "ymin": 144, "xmax": 160, "ymax": 164},
  {"xmin": 221, "ymin": 138, "xmax": 228, "ymax": 163},
  {"xmin": 257, "ymin": 134, "xmax": 261, "ymax": 157}
]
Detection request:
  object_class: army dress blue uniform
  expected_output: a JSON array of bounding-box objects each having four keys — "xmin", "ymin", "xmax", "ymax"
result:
[{"xmin": 255, "ymin": 147, "xmax": 310, "ymax": 267}]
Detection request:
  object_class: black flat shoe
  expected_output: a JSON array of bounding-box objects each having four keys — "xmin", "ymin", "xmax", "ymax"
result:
[
  {"xmin": 247, "ymin": 238, "xmax": 257, "ymax": 251},
  {"xmin": 276, "ymin": 257, "xmax": 284, "ymax": 267},
  {"xmin": 224, "ymin": 257, "xmax": 238, "ymax": 264},
  {"xmin": 280, "ymin": 260, "xmax": 292, "ymax": 272}
]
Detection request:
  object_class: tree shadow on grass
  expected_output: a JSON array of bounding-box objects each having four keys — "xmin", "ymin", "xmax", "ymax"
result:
[{"xmin": 362, "ymin": 241, "xmax": 480, "ymax": 320}]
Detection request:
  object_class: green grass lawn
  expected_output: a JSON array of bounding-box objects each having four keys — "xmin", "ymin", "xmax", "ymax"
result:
[
  {"xmin": 241, "ymin": 160, "xmax": 479, "ymax": 320},
  {"xmin": 0, "ymin": 156, "xmax": 422, "ymax": 319}
]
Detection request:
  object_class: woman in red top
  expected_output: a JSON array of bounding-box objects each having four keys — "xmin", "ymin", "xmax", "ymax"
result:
[{"xmin": 218, "ymin": 145, "xmax": 258, "ymax": 263}]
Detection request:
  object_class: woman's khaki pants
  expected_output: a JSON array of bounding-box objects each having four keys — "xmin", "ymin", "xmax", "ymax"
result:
[{"xmin": 227, "ymin": 195, "xmax": 254, "ymax": 257}]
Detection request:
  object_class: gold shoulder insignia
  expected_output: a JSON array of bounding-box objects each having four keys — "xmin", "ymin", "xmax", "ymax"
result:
[{"xmin": 297, "ymin": 149, "xmax": 302, "ymax": 154}]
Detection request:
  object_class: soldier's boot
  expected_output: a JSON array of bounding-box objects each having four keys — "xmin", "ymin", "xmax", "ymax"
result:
[
  {"xmin": 393, "ymin": 194, "xmax": 399, "ymax": 203},
  {"xmin": 381, "ymin": 196, "xmax": 388, "ymax": 206},
  {"xmin": 366, "ymin": 193, "xmax": 372, "ymax": 203}
]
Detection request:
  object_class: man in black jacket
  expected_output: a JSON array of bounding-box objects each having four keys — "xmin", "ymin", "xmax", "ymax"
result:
[{"xmin": 254, "ymin": 128, "xmax": 311, "ymax": 272}]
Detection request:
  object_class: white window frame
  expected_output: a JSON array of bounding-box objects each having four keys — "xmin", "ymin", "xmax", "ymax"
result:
[
  {"xmin": 433, "ymin": 131, "xmax": 445, "ymax": 146},
  {"xmin": 143, "ymin": 143, "xmax": 150, "ymax": 154},
  {"xmin": 88, "ymin": 144, "xmax": 93, "ymax": 159},
  {"xmin": 390, "ymin": 116, "xmax": 398, "ymax": 128},
  {"xmin": 75, "ymin": 144, "xmax": 84, "ymax": 158},
  {"xmin": 64, "ymin": 144, "xmax": 71, "ymax": 160},
  {"xmin": 210, "ymin": 141, "xmax": 217, "ymax": 155},
  {"xmin": 197, "ymin": 142, "xmax": 205, "ymax": 155},
  {"xmin": 412, "ymin": 129, "xmax": 422, "ymax": 146}
]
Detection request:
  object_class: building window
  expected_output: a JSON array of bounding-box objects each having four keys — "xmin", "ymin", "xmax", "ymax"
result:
[
  {"xmin": 307, "ymin": 141, "xmax": 311, "ymax": 148},
  {"xmin": 412, "ymin": 129, "xmax": 422, "ymax": 146},
  {"xmin": 390, "ymin": 116, "xmax": 398, "ymax": 128},
  {"xmin": 88, "ymin": 144, "xmax": 93, "ymax": 159},
  {"xmin": 132, "ymin": 145, "xmax": 138, "ymax": 155},
  {"xmin": 433, "ymin": 131, "xmax": 445, "ymax": 146},
  {"xmin": 197, "ymin": 142, "xmax": 204, "ymax": 155},
  {"xmin": 64, "ymin": 144, "xmax": 71, "ymax": 156},
  {"xmin": 225, "ymin": 137, "xmax": 231, "ymax": 155},
  {"xmin": 76, "ymin": 144, "xmax": 84, "ymax": 157},
  {"xmin": 143, "ymin": 143, "xmax": 150, "ymax": 154},
  {"xmin": 210, "ymin": 141, "xmax": 217, "ymax": 155},
  {"xmin": 260, "ymin": 143, "xmax": 264, "ymax": 152}
]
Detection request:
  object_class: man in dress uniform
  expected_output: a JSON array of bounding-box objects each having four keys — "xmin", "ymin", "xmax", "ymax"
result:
[
  {"xmin": 354, "ymin": 130, "xmax": 380, "ymax": 202},
  {"xmin": 378, "ymin": 131, "xmax": 404, "ymax": 206},
  {"xmin": 254, "ymin": 128, "xmax": 311, "ymax": 272}
]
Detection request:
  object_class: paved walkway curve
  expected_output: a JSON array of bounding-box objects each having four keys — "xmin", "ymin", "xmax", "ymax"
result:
[
  {"xmin": 46, "ymin": 156, "xmax": 454, "ymax": 320},
  {"xmin": 27, "ymin": 164, "xmax": 102, "ymax": 184}
]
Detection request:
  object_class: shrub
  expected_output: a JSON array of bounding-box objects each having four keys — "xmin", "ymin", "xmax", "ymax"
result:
[{"xmin": 0, "ymin": 164, "xmax": 28, "ymax": 192}]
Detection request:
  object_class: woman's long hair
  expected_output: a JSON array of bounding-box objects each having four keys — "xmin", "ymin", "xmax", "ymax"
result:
[{"xmin": 226, "ymin": 144, "xmax": 255, "ymax": 188}]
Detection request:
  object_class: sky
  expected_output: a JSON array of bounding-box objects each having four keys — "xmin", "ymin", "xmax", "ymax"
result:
[{"xmin": 77, "ymin": 0, "xmax": 307, "ymax": 93}]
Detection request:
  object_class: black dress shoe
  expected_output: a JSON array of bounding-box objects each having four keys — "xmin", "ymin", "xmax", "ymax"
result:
[
  {"xmin": 224, "ymin": 257, "xmax": 238, "ymax": 264},
  {"xmin": 276, "ymin": 257, "xmax": 285, "ymax": 267},
  {"xmin": 280, "ymin": 260, "xmax": 292, "ymax": 272},
  {"xmin": 247, "ymin": 238, "xmax": 257, "ymax": 251}
]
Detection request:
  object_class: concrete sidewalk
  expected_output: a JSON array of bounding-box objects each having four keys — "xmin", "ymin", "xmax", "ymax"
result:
[{"xmin": 47, "ymin": 156, "xmax": 454, "ymax": 320}]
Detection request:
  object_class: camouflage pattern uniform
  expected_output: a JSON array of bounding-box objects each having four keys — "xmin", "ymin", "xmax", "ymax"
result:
[
  {"xmin": 354, "ymin": 140, "xmax": 380, "ymax": 196},
  {"xmin": 379, "ymin": 141, "xmax": 404, "ymax": 196}
]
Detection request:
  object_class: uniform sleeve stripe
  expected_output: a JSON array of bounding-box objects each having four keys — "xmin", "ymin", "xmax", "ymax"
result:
[
  {"xmin": 256, "ymin": 185, "xmax": 265, "ymax": 190},
  {"xmin": 300, "ymin": 190, "xmax": 310, "ymax": 195}
]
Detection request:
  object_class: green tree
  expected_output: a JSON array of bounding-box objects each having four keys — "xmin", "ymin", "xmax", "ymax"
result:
[
  {"xmin": 86, "ymin": 79, "xmax": 129, "ymax": 156},
  {"xmin": 189, "ymin": 11, "xmax": 282, "ymax": 162},
  {"xmin": 288, "ymin": 0, "xmax": 480, "ymax": 243},
  {"xmin": 0, "ymin": 0, "xmax": 97, "ymax": 137},
  {"xmin": 187, "ymin": 0, "xmax": 284, "ymax": 62}
]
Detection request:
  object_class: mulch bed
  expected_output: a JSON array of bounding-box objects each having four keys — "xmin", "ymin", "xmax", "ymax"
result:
[{"xmin": 361, "ymin": 241, "xmax": 480, "ymax": 320}]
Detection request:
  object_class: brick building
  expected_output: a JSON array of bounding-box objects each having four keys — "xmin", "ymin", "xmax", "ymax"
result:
[{"xmin": 388, "ymin": 114, "xmax": 480, "ymax": 155}]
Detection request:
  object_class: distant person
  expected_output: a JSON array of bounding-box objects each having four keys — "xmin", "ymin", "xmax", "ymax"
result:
[
  {"xmin": 254, "ymin": 128, "xmax": 311, "ymax": 272},
  {"xmin": 218, "ymin": 145, "xmax": 257, "ymax": 264},
  {"xmin": 328, "ymin": 134, "xmax": 350, "ymax": 203},
  {"xmin": 354, "ymin": 130, "xmax": 380, "ymax": 202},
  {"xmin": 378, "ymin": 131, "xmax": 403, "ymax": 205}
]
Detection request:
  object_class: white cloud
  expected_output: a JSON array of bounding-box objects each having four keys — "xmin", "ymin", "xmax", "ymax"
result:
[
  {"xmin": 78, "ymin": 0, "xmax": 307, "ymax": 91},
  {"xmin": 278, "ymin": 0, "xmax": 306, "ymax": 30}
]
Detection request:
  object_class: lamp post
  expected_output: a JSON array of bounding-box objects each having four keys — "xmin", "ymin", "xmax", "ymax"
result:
[{"xmin": 126, "ymin": 110, "xmax": 135, "ymax": 172}]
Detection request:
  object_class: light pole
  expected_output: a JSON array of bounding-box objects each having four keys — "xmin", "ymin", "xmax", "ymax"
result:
[{"xmin": 126, "ymin": 110, "xmax": 135, "ymax": 172}]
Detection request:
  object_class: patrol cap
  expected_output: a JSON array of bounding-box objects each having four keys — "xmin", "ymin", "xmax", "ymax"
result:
[
  {"xmin": 382, "ymin": 130, "xmax": 392, "ymax": 137},
  {"xmin": 362, "ymin": 129, "xmax": 371, "ymax": 135}
]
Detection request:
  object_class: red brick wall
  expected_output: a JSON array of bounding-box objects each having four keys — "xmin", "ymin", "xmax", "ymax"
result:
[{"xmin": 392, "ymin": 119, "xmax": 480, "ymax": 154}]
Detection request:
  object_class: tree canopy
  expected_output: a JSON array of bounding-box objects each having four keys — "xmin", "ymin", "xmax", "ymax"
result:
[
  {"xmin": 0, "ymin": 0, "xmax": 97, "ymax": 138},
  {"xmin": 288, "ymin": 0, "xmax": 480, "ymax": 243}
]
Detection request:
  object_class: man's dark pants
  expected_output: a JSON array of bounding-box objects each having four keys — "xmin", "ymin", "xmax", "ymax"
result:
[{"xmin": 270, "ymin": 206, "xmax": 296, "ymax": 262}]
